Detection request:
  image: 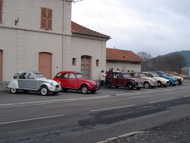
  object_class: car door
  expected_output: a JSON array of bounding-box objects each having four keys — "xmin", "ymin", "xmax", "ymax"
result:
[
  {"xmin": 58, "ymin": 73, "xmax": 70, "ymax": 88},
  {"xmin": 67, "ymin": 73, "xmax": 78, "ymax": 89},
  {"xmin": 22, "ymin": 73, "xmax": 38, "ymax": 90}
]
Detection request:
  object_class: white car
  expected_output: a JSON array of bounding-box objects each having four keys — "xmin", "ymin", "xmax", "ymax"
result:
[
  {"xmin": 8, "ymin": 72, "xmax": 61, "ymax": 96},
  {"xmin": 143, "ymin": 72, "xmax": 170, "ymax": 87}
]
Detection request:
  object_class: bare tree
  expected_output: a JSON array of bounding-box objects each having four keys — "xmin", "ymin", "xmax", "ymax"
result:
[{"xmin": 137, "ymin": 51, "xmax": 152, "ymax": 61}]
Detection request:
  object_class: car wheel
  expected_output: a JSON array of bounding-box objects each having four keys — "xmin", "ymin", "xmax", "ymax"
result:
[
  {"xmin": 144, "ymin": 82, "xmax": 150, "ymax": 89},
  {"xmin": 10, "ymin": 88, "xmax": 17, "ymax": 94},
  {"xmin": 91, "ymin": 90, "xmax": 96, "ymax": 94},
  {"xmin": 127, "ymin": 83, "xmax": 133, "ymax": 90},
  {"xmin": 62, "ymin": 88, "xmax": 68, "ymax": 92},
  {"xmin": 157, "ymin": 81, "xmax": 162, "ymax": 87},
  {"xmin": 40, "ymin": 87, "xmax": 49, "ymax": 96},
  {"xmin": 136, "ymin": 87, "xmax": 141, "ymax": 90},
  {"xmin": 81, "ymin": 86, "xmax": 88, "ymax": 94}
]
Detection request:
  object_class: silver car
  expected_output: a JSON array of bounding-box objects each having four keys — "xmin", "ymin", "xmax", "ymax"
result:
[{"xmin": 8, "ymin": 72, "xmax": 61, "ymax": 96}]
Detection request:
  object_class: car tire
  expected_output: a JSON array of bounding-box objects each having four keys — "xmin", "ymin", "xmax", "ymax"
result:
[
  {"xmin": 157, "ymin": 81, "xmax": 162, "ymax": 87},
  {"xmin": 40, "ymin": 86, "xmax": 49, "ymax": 96},
  {"xmin": 136, "ymin": 87, "xmax": 141, "ymax": 90},
  {"xmin": 10, "ymin": 88, "xmax": 17, "ymax": 94},
  {"xmin": 81, "ymin": 85, "xmax": 88, "ymax": 94},
  {"xmin": 144, "ymin": 82, "xmax": 150, "ymax": 89},
  {"xmin": 127, "ymin": 83, "xmax": 133, "ymax": 90},
  {"xmin": 62, "ymin": 88, "xmax": 68, "ymax": 92},
  {"xmin": 91, "ymin": 90, "xmax": 96, "ymax": 94}
]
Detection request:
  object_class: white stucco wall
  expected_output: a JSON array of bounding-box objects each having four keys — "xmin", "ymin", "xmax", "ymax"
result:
[
  {"xmin": 0, "ymin": 28, "xmax": 62, "ymax": 80},
  {"xmin": 0, "ymin": 0, "xmax": 108, "ymax": 81},
  {"xmin": 69, "ymin": 36, "xmax": 107, "ymax": 80},
  {"xmin": 2, "ymin": 0, "xmax": 71, "ymax": 35},
  {"xmin": 0, "ymin": 0, "xmax": 72, "ymax": 81},
  {"xmin": 107, "ymin": 61, "xmax": 141, "ymax": 72}
]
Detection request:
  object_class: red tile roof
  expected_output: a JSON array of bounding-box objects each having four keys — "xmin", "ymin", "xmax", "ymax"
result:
[
  {"xmin": 71, "ymin": 21, "xmax": 110, "ymax": 40},
  {"xmin": 107, "ymin": 48, "xmax": 143, "ymax": 63}
]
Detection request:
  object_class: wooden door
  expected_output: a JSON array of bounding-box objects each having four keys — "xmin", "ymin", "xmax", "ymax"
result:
[
  {"xmin": 81, "ymin": 56, "xmax": 91, "ymax": 79},
  {"xmin": 39, "ymin": 52, "xmax": 52, "ymax": 79}
]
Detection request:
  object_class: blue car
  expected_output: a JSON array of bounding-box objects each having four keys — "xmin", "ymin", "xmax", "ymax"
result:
[{"xmin": 155, "ymin": 72, "xmax": 177, "ymax": 86}]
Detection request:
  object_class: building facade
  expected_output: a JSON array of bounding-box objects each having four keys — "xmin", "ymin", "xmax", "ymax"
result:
[
  {"xmin": 106, "ymin": 48, "xmax": 143, "ymax": 72},
  {"xmin": 0, "ymin": 0, "xmax": 109, "ymax": 81}
]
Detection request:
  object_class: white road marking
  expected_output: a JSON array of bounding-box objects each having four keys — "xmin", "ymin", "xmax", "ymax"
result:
[
  {"xmin": 0, "ymin": 95, "xmax": 110, "ymax": 107},
  {"xmin": 96, "ymin": 131, "xmax": 144, "ymax": 143},
  {"xmin": 91, "ymin": 104, "xmax": 134, "ymax": 112},
  {"xmin": 0, "ymin": 114, "xmax": 65, "ymax": 125}
]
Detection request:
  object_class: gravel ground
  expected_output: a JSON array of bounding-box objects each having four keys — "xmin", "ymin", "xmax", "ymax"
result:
[{"xmin": 126, "ymin": 116, "xmax": 190, "ymax": 143}]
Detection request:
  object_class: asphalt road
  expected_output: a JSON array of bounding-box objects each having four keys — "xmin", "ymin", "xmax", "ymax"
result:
[{"xmin": 0, "ymin": 81, "xmax": 190, "ymax": 143}]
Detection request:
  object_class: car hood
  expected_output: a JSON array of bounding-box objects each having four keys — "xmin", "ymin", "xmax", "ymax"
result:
[{"xmin": 142, "ymin": 77, "xmax": 157, "ymax": 82}]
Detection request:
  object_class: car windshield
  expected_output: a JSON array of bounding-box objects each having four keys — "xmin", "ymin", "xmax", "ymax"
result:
[
  {"xmin": 139, "ymin": 73, "xmax": 146, "ymax": 77},
  {"xmin": 151, "ymin": 73, "xmax": 159, "ymax": 77},
  {"xmin": 122, "ymin": 73, "xmax": 133, "ymax": 78},
  {"xmin": 75, "ymin": 73, "xmax": 83, "ymax": 78},
  {"xmin": 34, "ymin": 73, "xmax": 45, "ymax": 78}
]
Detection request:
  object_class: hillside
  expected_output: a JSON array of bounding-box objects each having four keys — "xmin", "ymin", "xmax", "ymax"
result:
[{"xmin": 142, "ymin": 51, "xmax": 190, "ymax": 73}]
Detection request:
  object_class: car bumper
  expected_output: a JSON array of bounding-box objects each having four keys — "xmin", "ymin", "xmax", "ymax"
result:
[{"xmin": 48, "ymin": 85, "xmax": 62, "ymax": 92}]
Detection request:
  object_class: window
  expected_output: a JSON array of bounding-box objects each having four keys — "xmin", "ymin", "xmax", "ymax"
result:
[
  {"xmin": 0, "ymin": 0, "xmax": 3, "ymax": 24},
  {"xmin": 72, "ymin": 58, "xmax": 76, "ymax": 66},
  {"xmin": 96, "ymin": 59, "xmax": 99, "ymax": 67},
  {"xmin": 69, "ymin": 74, "xmax": 75, "ymax": 79},
  {"xmin": 62, "ymin": 73, "xmax": 69, "ymax": 79},
  {"xmin": 41, "ymin": 8, "xmax": 52, "ymax": 30}
]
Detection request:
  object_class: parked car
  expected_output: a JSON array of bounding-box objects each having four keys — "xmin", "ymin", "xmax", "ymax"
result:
[
  {"xmin": 53, "ymin": 71, "xmax": 99, "ymax": 94},
  {"xmin": 132, "ymin": 72, "xmax": 158, "ymax": 88},
  {"xmin": 166, "ymin": 73, "xmax": 183, "ymax": 85},
  {"xmin": 143, "ymin": 72, "xmax": 170, "ymax": 87},
  {"xmin": 8, "ymin": 72, "xmax": 61, "ymax": 96},
  {"xmin": 155, "ymin": 71, "xmax": 178, "ymax": 86},
  {"xmin": 105, "ymin": 72, "xmax": 143, "ymax": 90}
]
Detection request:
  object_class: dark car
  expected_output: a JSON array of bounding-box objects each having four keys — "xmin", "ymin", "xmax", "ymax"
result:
[
  {"xmin": 105, "ymin": 72, "xmax": 143, "ymax": 90},
  {"xmin": 53, "ymin": 71, "xmax": 99, "ymax": 94}
]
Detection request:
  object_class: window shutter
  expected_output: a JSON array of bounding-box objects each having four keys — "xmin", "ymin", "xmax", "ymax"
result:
[
  {"xmin": 0, "ymin": 0, "xmax": 3, "ymax": 23},
  {"xmin": 41, "ymin": 8, "xmax": 46, "ymax": 29},
  {"xmin": 48, "ymin": 9, "xmax": 52, "ymax": 30},
  {"xmin": 41, "ymin": 8, "xmax": 52, "ymax": 30}
]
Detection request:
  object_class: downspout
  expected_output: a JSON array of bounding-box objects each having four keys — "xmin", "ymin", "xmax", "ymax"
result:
[{"xmin": 61, "ymin": 0, "xmax": 64, "ymax": 71}]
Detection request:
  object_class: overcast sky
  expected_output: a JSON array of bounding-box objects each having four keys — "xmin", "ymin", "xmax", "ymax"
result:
[{"xmin": 72, "ymin": 0, "xmax": 190, "ymax": 57}]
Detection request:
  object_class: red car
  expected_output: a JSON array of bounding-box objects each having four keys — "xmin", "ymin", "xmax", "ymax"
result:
[{"xmin": 53, "ymin": 71, "xmax": 98, "ymax": 94}]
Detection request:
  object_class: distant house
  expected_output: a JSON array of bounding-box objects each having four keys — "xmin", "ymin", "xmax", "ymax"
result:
[{"xmin": 106, "ymin": 48, "xmax": 143, "ymax": 72}]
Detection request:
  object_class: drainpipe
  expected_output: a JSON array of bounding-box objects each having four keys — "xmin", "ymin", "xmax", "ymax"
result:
[{"xmin": 61, "ymin": 0, "xmax": 65, "ymax": 71}]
